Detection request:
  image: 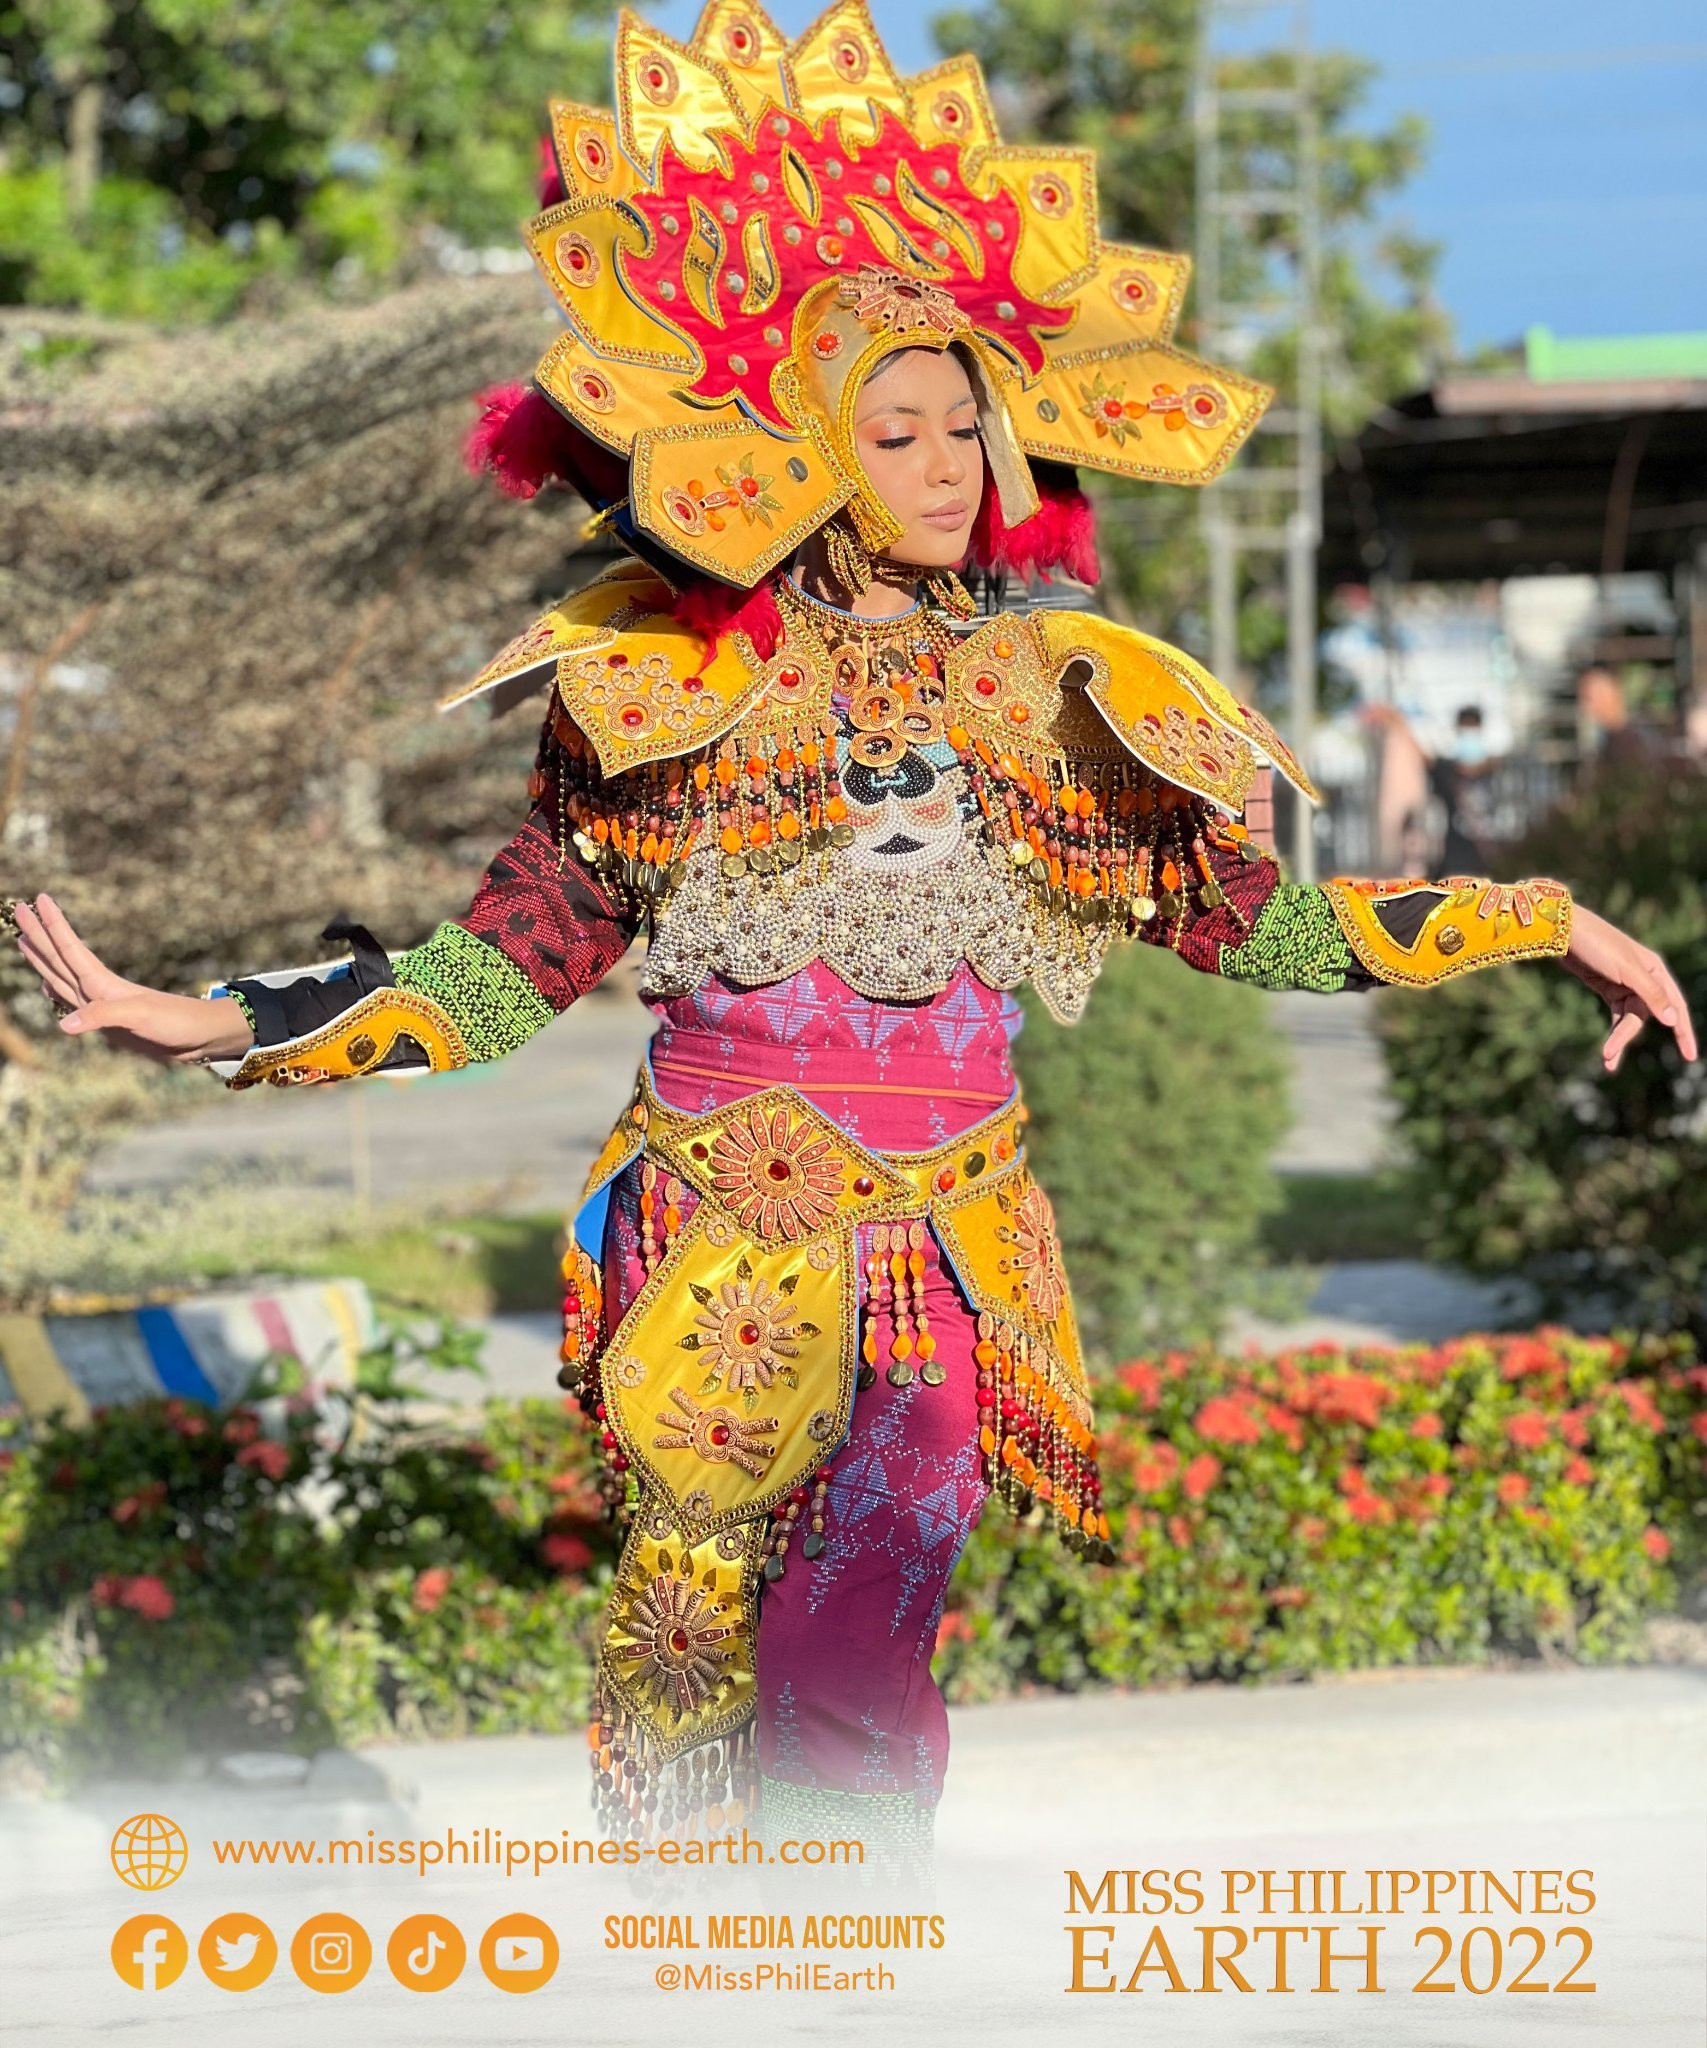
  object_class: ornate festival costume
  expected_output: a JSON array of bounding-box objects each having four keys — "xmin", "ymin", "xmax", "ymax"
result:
[{"xmin": 204, "ymin": 3, "xmax": 1574, "ymax": 1889}]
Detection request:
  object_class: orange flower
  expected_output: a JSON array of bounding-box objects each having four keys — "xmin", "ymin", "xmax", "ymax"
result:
[
  {"xmin": 1410, "ymin": 1413, "xmax": 1442, "ymax": 1439},
  {"xmin": 1557, "ymin": 1407, "xmax": 1591, "ymax": 1449},
  {"xmin": 542, "ymin": 1531, "xmax": 593, "ymax": 1576},
  {"xmin": 1495, "ymin": 1472, "xmax": 1529, "ymax": 1505},
  {"xmin": 112, "ymin": 1480, "xmax": 169, "ymax": 1524},
  {"xmin": 1297, "ymin": 1516, "xmax": 1327, "ymax": 1545},
  {"xmin": 934, "ymin": 1610, "xmax": 974, "ymax": 1653},
  {"xmin": 1195, "ymin": 1396, "xmax": 1263, "ymax": 1446},
  {"xmin": 1307, "ymin": 1373, "xmax": 1390, "ymax": 1430},
  {"xmin": 1563, "ymin": 1455, "xmax": 1594, "ymax": 1486},
  {"xmin": 1505, "ymin": 1410, "xmax": 1551, "ymax": 1451},
  {"xmin": 412, "ymin": 1566, "xmax": 453, "ymax": 1614},
  {"xmin": 236, "ymin": 1440, "xmax": 291, "ymax": 1481},
  {"xmin": 1613, "ymin": 1380, "xmax": 1665, "ymax": 1433},
  {"xmin": 1131, "ymin": 1439, "xmax": 1180, "ymax": 1494},
  {"xmin": 1166, "ymin": 1514, "xmax": 1193, "ymax": 1548},
  {"xmin": 1182, "ymin": 1452, "xmax": 1221, "ymax": 1501},
  {"xmin": 93, "ymin": 1574, "xmax": 175, "ymax": 1622},
  {"xmin": 1345, "ymin": 1490, "xmax": 1393, "ymax": 1525},
  {"xmin": 1641, "ymin": 1526, "xmax": 1671, "ymax": 1563},
  {"xmin": 1118, "ymin": 1360, "xmax": 1162, "ymax": 1409}
]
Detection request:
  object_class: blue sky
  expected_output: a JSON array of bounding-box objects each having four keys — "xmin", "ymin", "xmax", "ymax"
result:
[{"xmin": 647, "ymin": 1, "xmax": 1707, "ymax": 357}]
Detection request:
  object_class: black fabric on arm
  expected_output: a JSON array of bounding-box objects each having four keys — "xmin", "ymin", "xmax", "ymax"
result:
[
  {"xmin": 1371, "ymin": 890, "xmax": 1446, "ymax": 949},
  {"xmin": 228, "ymin": 923, "xmax": 397, "ymax": 1048},
  {"xmin": 1335, "ymin": 888, "xmax": 1451, "ymax": 991}
]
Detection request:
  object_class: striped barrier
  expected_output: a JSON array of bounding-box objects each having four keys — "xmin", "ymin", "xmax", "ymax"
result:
[{"xmin": 0, "ymin": 1279, "xmax": 376, "ymax": 1429}]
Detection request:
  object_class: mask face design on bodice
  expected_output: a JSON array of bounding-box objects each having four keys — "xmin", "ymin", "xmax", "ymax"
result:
[{"xmin": 836, "ymin": 728, "xmax": 977, "ymax": 876}]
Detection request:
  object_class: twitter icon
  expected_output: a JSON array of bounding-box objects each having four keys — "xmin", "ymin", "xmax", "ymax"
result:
[{"xmin": 198, "ymin": 1913, "xmax": 277, "ymax": 1990}]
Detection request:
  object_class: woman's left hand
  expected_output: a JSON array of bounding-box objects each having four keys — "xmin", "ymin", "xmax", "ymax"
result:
[{"xmin": 1561, "ymin": 904, "xmax": 1697, "ymax": 1072}]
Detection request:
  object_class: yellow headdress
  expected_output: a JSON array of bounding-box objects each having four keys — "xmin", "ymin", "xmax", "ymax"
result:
[{"xmin": 514, "ymin": 0, "xmax": 1270, "ymax": 586}]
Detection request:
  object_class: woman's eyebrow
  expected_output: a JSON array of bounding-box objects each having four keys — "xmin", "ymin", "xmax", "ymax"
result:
[{"xmin": 856, "ymin": 396, "xmax": 978, "ymax": 423}]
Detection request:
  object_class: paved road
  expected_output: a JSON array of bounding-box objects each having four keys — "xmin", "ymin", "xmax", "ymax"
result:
[{"xmin": 4, "ymin": 1666, "xmax": 1700, "ymax": 2044}]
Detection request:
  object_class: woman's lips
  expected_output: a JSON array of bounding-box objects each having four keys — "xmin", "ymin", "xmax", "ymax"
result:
[{"xmin": 920, "ymin": 501, "xmax": 969, "ymax": 529}]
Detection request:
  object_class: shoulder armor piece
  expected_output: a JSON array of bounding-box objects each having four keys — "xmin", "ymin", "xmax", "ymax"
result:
[
  {"xmin": 445, "ymin": 559, "xmax": 808, "ymax": 776},
  {"xmin": 442, "ymin": 558, "xmax": 665, "ymax": 715},
  {"xmin": 1030, "ymin": 611, "xmax": 1321, "ymax": 811}
]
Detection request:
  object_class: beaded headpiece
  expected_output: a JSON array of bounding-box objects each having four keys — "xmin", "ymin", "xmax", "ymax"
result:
[{"xmin": 511, "ymin": 0, "xmax": 1271, "ymax": 587}]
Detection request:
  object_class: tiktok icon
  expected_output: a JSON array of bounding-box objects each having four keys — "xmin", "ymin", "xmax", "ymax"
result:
[{"xmin": 387, "ymin": 1913, "xmax": 466, "ymax": 1991}]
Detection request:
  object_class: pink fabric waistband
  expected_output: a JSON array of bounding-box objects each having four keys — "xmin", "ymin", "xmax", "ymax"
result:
[{"xmin": 647, "ymin": 1023, "xmax": 1016, "ymax": 1149}]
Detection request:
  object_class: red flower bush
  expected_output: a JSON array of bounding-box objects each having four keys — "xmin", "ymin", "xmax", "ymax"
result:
[
  {"xmin": 92, "ymin": 1574, "xmax": 175, "ymax": 1622},
  {"xmin": 412, "ymin": 1567, "xmax": 453, "ymax": 1615},
  {"xmin": 235, "ymin": 1441, "xmax": 291, "ymax": 1482}
]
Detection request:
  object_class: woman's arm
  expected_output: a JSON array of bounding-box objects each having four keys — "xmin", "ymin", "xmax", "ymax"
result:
[
  {"xmin": 1143, "ymin": 811, "xmax": 1695, "ymax": 1074},
  {"xmin": 12, "ymin": 743, "xmax": 640, "ymax": 1085}
]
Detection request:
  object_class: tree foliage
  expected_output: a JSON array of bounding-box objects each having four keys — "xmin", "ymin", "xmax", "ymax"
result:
[
  {"xmin": 1378, "ymin": 761, "xmax": 1707, "ymax": 1338},
  {"xmin": 930, "ymin": 0, "xmax": 1449, "ymax": 656},
  {"xmin": 1014, "ymin": 938, "xmax": 1291, "ymax": 1355},
  {"xmin": 1, "ymin": 0, "xmax": 609, "ymax": 318}
]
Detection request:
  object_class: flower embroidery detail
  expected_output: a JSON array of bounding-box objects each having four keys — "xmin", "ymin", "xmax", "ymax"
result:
[
  {"xmin": 652, "ymin": 1385, "xmax": 779, "ymax": 1477},
  {"xmin": 1147, "ymin": 381, "xmax": 1229, "ymax": 432},
  {"xmin": 713, "ymin": 452, "xmax": 783, "ymax": 527},
  {"xmin": 609, "ymin": 1565, "xmax": 738, "ymax": 1718},
  {"xmin": 684, "ymin": 1264, "xmax": 817, "ymax": 1406},
  {"xmin": 838, "ymin": 264, "xmax": 964, "ymax": 340},
  {"xmin": 1078, "ymin": 371, "xmax": 1146, "ymax": 445},
  {"xmin": 709, "ymin": 1104, "xmax": 846, "ymax": 1239},
  {"xmin": 1003, "ymin": 1180, "xmax": 1067, "ymax": 1322}
]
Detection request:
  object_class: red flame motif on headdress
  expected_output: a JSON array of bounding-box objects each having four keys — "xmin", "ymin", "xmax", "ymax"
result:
[{"xmin": 621, "ymin": 106, "xmax": 1071, "ymax": 436}]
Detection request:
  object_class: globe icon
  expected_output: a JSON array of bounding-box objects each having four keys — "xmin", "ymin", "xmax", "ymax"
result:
[{"xmin": 111, "ymin": 1812, "xmax": 189, "ymax": 1890}]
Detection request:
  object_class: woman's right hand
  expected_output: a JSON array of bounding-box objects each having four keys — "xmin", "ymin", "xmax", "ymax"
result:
[{"xmin": 12, "ymin": 895, "xmax": 255, "ymax": 1065}]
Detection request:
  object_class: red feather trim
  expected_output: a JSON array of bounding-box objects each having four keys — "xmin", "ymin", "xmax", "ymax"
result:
[
  {"xmin": 537, "ymin": 136, "xmax": 566, "ymax": 209},
  {"xmin": 968, "ymin": 459, "xmax": 1100, "ymax": 586},
  {"xmin": 669, "ymin": 575, "xmax": 785, "ymax": 662}
]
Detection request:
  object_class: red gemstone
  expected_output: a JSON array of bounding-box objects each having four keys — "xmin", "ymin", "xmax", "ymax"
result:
[
  {"xmin": 777, "ymin": 667, "xmax": 802, "ymax": 688},
  {"xmin": 620, "ymin": 706, "xmax": 645, "ymax": 729},
  {"xmin": 709, "ymin": 1422, "xmax": 731, "ymax": 1446},
  {"xmin": 600, "ymin": 1430, "xmax": 617, "ymax": 1448},
  {"xmin": 683, "ymin": 674, "xmax": 704, "ymax": 693},
  {"xmin": 976, "ymin": 1388, "xmax": 996, "ymax": 1407},
  {"xmin": 736, "ymin": 1321, "xmax": 762, "ymax": 1346},
  {"xmin": 607, "ymin": 652, "xmax": 628, "ymax": 666},
  {"xmin": 765, "ymin": 1158, "xmax": 792, "ymax": 1182},
  {"xmin": 853, "ymin": 1175, "xmax": 875, "ymax": 1196},
  {"xmin": 974, "ymin": 675, "xmax": 998, "ymax": 697},
  {"xmin": 935, "ymin": 1168, "xmax": 957, "ymax": 1193},
  {"xmin": 668, "ymin": 1626, "xmax": 691, "ymax": 1654}
]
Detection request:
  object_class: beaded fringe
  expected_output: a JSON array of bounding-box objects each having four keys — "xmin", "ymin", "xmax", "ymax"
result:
[{"xmin": 589, "ymin": 1687, "xmax": 759, "ymax": 1840}]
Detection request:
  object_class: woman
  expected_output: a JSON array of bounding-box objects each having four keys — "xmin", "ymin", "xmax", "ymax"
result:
[{"xmin": 12, "ymin": 3, "xmax": 1694, "ymax": 1894}]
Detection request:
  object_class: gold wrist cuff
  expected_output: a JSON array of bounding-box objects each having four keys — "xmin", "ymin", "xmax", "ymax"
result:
[
  {"xmin": 219, "ymin": 987, "xmax": 468, "ymax": 1089},
  {"xmin": 1323, "ymin": 876, "xmax": 1573, "ymax": 988}
]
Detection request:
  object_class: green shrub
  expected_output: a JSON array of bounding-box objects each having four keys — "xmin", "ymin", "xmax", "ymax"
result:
[
  {"xmin": 936, "ymin": 1327, "xmax": 1706, "ymax": 1700},
  {"xmin": 6, "ymin": 1318, "xmax": 1698, "ymax": 1787},
  {"xmin": 1377, "ymin": 759, "xmax": 1707, "ymax": 1334},
  {"xmin": 1015, "ymin": 941, "xmax": 1291, "ymax": 1354},
  {"xmin": 0, "ymin": 1326, "xmax": 617, "ymax": 1789}
]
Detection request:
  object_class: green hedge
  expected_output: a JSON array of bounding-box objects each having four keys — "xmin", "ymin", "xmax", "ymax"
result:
[
  {"xmin": 1378, "ymin": 758, "xmax": 1707, "ymax": 1335},
  {"xmin": 936, "ymin": 1328, "xmax": 1704, "ymax": 1699},
  {"xmin": 1014, "ymin": 941, "xmax": 1291, "ymax": 1353},
  {"xmin": 2, "ymin": 1328, "xmax": 1701, "ymax": 1788}
]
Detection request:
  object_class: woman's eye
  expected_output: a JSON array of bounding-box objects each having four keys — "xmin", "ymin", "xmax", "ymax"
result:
[
  {"xmin": 951, "ymin": 427, "xmax": 982, "ymax": 440},
  {"xmin": 873, "ymin": 434, "xmax": 915, "ymax": 450}
]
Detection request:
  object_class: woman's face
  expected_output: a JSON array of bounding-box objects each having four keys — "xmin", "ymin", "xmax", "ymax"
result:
[{"xmin": 850, "ymin": 347, "xmax": 985, "ymax": 568}]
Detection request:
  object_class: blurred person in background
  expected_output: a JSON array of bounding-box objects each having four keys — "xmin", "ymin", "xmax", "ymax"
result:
[{"xmin": 1578, "ymin": 662, "xmax": 1662, "ymax": 773}]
